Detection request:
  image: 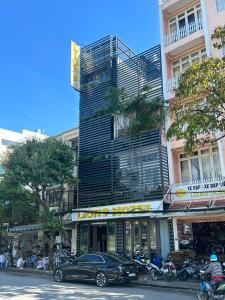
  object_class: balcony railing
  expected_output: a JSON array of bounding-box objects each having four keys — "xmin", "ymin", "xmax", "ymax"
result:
[
  {"xmin": 167, "ymin": 75, "xmax": 179, "ymax": 92},
  {"xmin": 216, "ymin": 0, "xmax": 225, "ymax": 12},
  {"xmin": 164, "ymin": 17, "xmax": 203, "ymax": 46}
]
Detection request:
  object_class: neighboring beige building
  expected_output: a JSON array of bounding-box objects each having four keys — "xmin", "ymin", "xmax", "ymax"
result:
[
  {"xmin": 0, "ymin": 128, "xmax": 47, "ymax": 175},
  {"xmin": 159, "ymin": 0, "xmax": 225, "ymax": 255},
  {"xmin": 49, "ymin": 127, "xmax": 79, "ymax": 253}
]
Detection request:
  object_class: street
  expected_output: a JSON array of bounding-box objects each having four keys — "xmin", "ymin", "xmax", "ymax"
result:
[{"xmin": 0, "ymin": 272, "xmax": 196, "ymax": 300}]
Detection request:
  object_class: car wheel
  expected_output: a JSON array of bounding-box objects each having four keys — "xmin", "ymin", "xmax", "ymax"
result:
[
  {"xmin": 96, "ymin": 272, "xmax": 108, "ymax": 287},
  {"xmin": 54, "ymin": 268, "xmax": 64, "ymax": 282}
]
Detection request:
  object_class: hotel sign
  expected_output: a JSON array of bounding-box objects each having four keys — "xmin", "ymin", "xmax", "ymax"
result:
[
  {"xmin": 72, "ymin": 200, "xmax": 163, "ymax": 222},
  {"xmin": 70, "ymin": 41, "xmax": 80, "ymax": 91},
  {"xmin": 172, "ymin": 179, "xmax": 225, "ymax": 202}
]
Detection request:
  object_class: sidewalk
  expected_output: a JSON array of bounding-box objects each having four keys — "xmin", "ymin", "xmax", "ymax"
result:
[
  {"xmin": 4, "ymin": 268, "xmax": 199, "ymax": 291},
  {"xmin": 5, "ymin": 267, "xmax": 52, "ymax": 277}
]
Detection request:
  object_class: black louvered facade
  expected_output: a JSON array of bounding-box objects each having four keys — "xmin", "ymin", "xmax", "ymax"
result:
[
  {"xmin": 76, "ymin": 36, "xmax": 172, "ymax": 257},
  {"xmin": 78, "ymin": 37, "xmax": 168, "ymax": 209}
]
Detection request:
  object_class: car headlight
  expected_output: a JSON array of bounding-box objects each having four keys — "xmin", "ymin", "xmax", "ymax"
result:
[{"xmin": 118, "ymin": 265, "xmax": 123, "ymax": 272}]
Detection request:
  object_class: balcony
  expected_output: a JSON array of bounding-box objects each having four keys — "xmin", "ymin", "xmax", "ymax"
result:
[
  {"xmin": 167, "ymin": 75, "xmax": 179, "ymax": 92},
  {"xmin": 164, "ymin": 18, "xmax": 203, "ymax": 46}
]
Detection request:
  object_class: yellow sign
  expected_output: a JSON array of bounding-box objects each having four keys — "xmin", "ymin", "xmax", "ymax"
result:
[
  {"xmin": 70, "ymin": 41, "xmax": 80, "ymax": 91},
  {"xmin": 72, "ymin": 201, "xmax": 163, "ymax": 222}
]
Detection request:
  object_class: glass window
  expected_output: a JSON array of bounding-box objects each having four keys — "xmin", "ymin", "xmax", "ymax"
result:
[
  {"xmin": 1, "ymin": 139, "xmax": 17, "ymax": 146},
  {"xmin": 181, "ymin": 160, "xmax": 190, "ymax": 183},
  {"xmin": 77, "ymin": 255, "xmax": 90, "ymax": 263},
  {"xmin": 79, "ymin": 224, "xmax": 88, "ymax": 254},
  {"xmin": 0, "ymin": 164, "xmax": 5, "ymax": 174},
  {"xmin": 150, "ymin": 220, "xmax": 157, "ymax": 256},
  {"xmin": 134, "ymin": 221, "xmax": 140, "ymax": 252},
  {"xmin": 191, "ymin": 157, "xmax": 201, "ymax": 181},
  {"xmin": 107, "ymin": 223, "xmax": 116, "ymax": 253},
  {"xmin": 179, "ymin": 147, "xmax": 222, "ymax": 182},
  {"xmin": 212, "ymin": 149, "xmax": 222, "ymax": 178},
  {"xmin": 87, "ymin": 255, "xmax": 104, "ymax": 263},
  {"xmin": 124, "ymin": 221, "xmax": 132, "ymax": 255},
  {"xmin": 141, "ymin": 220, "xmax": 148, "ymax": 254},
  {"xmin": 216, "ymin": 0, "xmax": 225, "ymax": 12}
]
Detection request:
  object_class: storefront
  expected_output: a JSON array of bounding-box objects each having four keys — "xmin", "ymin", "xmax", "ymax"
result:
[
  {"xmin": 72, "ymin": 201, "xmax": 172, "ymax": 258},
  {"xmin": 169, "ymin": 178, "xmax": 225, "ymax": 258}
]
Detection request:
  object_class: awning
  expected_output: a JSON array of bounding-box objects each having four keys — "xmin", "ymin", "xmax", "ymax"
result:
[
  {"xmin": 9, "ymin": 224, "xmax": 42, "ymax": 233},
  {"xmin": 169, "ymin": 198, "xmax": 225, "ymax": 210}
]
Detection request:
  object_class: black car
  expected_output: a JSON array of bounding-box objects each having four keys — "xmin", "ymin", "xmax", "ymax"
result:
[{"xmin": 53, "ymin": 253, "xmax": 138, "ymax": 287}]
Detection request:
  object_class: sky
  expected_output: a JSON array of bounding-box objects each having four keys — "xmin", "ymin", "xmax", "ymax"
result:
[{"xmin": 0, "ymin": 0, "xmax": 160, "ymax": 136}]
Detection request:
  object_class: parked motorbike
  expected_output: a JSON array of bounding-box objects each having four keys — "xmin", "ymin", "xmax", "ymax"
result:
[
  {"xmin": 178, "ymin": 258, "xmax": 200, "ymax": 281},
  {"xmin": 133, "ymin": 252, "xmax": 149, "ymax": 274},
  {"xmin": 197, "ymin": 269, "xmax": 225, "ymax": 300},
  {"xmin": 148, "ymin": 256, "xmax": 177, "ymax": 281}
]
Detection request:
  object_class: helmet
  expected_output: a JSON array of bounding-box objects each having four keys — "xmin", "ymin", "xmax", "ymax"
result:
[{"xmin": 210, "ymin": 254, "xmax": 218, "ymax": 262}]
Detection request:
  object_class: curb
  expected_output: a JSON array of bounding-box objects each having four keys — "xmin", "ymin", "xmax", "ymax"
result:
[
  {"xmin": 4, "ymin": 268, "xmax": 52, "ymax": 277},
  {"xmin": 132, "ymin": 281, "xmax": 198, "ymax": 291}
]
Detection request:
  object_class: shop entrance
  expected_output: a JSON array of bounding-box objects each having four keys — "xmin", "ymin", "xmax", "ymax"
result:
[
  {"xmin": 193, "ymin": 221, "xmax": 225, "ymax": 256},
  {"xmin": 90, "ymin": 223, "xmax": 107, "ymax": 252}
]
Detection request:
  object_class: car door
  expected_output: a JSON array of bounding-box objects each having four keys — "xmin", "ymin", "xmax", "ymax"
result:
[
  {"xmin": 66, "ymin": 255, "xmax": 90, "ymax": 280},
  {"xmin": 82, "ymin": 254, "xmax": 105, "ymax": 280}
]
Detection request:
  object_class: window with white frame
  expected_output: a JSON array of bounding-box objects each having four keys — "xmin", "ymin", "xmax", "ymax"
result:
[
  {"xmin": 172, "ymin": 48, "xmax": 206, "ymax": 76},
  {"xmin": 169, "ymin": 4, "xmax": 202, "ymax": 35},
  {"xmin": 179, "ymin": 146, "xmax": 222, "ymax": 183}
]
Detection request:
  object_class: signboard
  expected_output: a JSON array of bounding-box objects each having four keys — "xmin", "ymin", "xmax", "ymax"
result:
[
  {"xmin": 172, "ymin": 179, "xmax": 225, "ymax": 202},
  {"xmin": 70, "ymin": 41, "xmax": 80, "ymax": 91},
  {"xmin": 72, "ymin": 200, "xmax": 163, "ymax": 222}
]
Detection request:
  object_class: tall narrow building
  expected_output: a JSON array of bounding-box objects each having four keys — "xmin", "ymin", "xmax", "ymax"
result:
[
  {"xmin": 72, "ymin": 36, "xmax": 172, "ymax": 258},
  {"xmin": 159, "ymin": 0, "xmax": 225, "ymax": 256}
]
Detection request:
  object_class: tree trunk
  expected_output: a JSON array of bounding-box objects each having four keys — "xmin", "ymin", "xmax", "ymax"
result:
[{"xmin": 48, "ymin": 231, "xmax": 54, "ymax": 270}]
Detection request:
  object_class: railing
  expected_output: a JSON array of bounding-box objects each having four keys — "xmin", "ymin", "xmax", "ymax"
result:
[
  {"xmin": 216, "ymin": 0, "xmax": 225, "ymax": 12},
  {"xmin": 158, "ymin": 0, "xmax": 168, "ymax": 4},
  {"xmin": 167, "ymin": 75, "xmax": 179, "ymax": 92},
  {"xmin": 164, "ymin": 17, "xmax": 203, "ymax": 46}
]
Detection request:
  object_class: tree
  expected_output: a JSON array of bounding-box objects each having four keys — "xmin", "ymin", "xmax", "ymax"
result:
[
  {"xmin": 41, "ymin": 208, "xmax": 63, "ymax": 270},
  {"xmin": 167, "ymin": 25, "xmax": 225, "ymax": 153},
  {"xmin": 96, "ymin": 86, "xmax": 165, "ymax": 137},
  {"xmin": 0, "ymin": 180, "xmax": 37, "ymax": 225},
  {"xmin": 2, "ymin": 138, "xmax": 76, "ymax": 209}
]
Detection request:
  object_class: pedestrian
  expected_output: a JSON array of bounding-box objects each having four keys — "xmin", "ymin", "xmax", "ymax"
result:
[
  {"xmin": 16, "ymin": 256, "xmax": 25, "ymax": 269},
  {"xmin": 0, "ymin": 252, "xmax": 6, "ymax": 269}
]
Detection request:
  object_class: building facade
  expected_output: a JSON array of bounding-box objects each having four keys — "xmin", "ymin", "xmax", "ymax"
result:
[
  {"xmin": 73, "ymin": 36, "xmax": 172, "ymax": 258},
  {"xmin": 0, "ymin": 128, "xmax": 47, "ymax": 255},
  {"xmin": 46, "ymin": 127, "xmax": 79, "ymax": 253},
  {"xmin": 0, "ymin": 128, "xmax": 46, "ymax": 176},
  {"xmin": 159, "ymin": 0, "xmax": 225, "ymax": 256}
]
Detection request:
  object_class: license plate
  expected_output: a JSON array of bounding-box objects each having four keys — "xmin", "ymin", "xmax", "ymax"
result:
[{"xmin": 128, "ymin": 273, "xmax": 136, "ymax": 277}]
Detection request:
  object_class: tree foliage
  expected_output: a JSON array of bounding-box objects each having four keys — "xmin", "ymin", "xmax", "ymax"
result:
[
  {"xmin": 2, "ymin": 138, "xmax": 76, "ymax": 209},
  {"xmin": 167, "ymin": 25, "xmax": 225, "ymax": 153},
  {"xmin": 0, "ymin": 180, "xmax": 37, "ymax": 225},
  {"xmin": 97, "ymin": 86, "xmax": 165, "ymax": 137}
]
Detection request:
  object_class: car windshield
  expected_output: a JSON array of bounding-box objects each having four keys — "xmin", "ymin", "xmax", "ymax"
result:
[{"xmin": 104, "ymin": 254, "xmax": 130, "ymax": 264}]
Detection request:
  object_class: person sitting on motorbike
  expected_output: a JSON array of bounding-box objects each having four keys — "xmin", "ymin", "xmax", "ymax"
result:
[{"xmin": 205, "ymin": 254, "xmax": 223, "ymax": 282}]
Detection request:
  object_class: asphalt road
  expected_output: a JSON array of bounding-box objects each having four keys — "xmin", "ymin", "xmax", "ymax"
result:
[{"xmin": 0, "ymin": 272, "xmax": 196, "ymax": 300}]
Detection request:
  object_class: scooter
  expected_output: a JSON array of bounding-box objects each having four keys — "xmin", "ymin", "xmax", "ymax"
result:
[
  {"xmin": 197, "ymin": 270, "xmax": 225, "ymax": 300},
  {"xmin": 148, "ymin": 256, "xmax": 177, "ymax": 281},
  {"xmin": 178, "ymin": 258, "xmax": 199, "ymax": 281}
]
